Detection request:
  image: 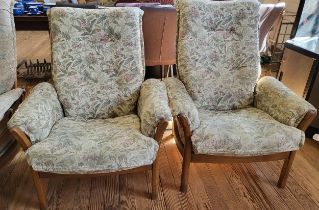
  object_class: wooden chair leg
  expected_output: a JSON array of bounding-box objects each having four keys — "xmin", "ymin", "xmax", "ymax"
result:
[
  {"xmin": 152, "ymin": 158, "xmax": 159, "ymax": 200},
  {"xmin": 170, "ymin": 65, "xmax": 174, "ymax": 77},
  {"xmin": 31, "ymin": 170, "xmax": 48, "ymax": 210},
  {"xmin": 277, "ymin": 151, "xmax": 296, "ymax": 188},
  {"xmin": 180, "ymin": 146, "xmax": 191, "ymax": 193},
  {"xmin": 161, "ymin": 65, "xmax": 165, "ymax": 80},
  {"xmin": 176, "ymin": 65, "xmax": 179, "ymax": 79}
]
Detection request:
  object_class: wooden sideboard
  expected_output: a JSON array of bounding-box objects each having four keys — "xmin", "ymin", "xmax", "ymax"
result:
[
  {"xmin": 14, "ymin": 15, "xmax": 49, "ymax": 31},
  {"xmin": 278, "ymin": 38, "xmax": 319, "ymax": 138}
]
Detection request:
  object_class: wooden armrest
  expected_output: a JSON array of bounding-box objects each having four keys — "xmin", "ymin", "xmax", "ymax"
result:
[
  {"xmin": 9, "ymin": 127, "xmax": 32, "ymax": 151},
  {"xmin": 297, "ymin": 109, "xmax": 317, "ymax": 132}
]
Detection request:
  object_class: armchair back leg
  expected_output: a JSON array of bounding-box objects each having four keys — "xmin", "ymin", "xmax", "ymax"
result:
[
  {"xmin": 31, "ymin": 169, "xmax": 47, "ymax": 210},
  {"xmin": 277, "ymin": 151, "xmax": 297, "ymax": 188},
  {"xmin": 152, "ymin": 158, "xmax": 159, "ymax": 200}
]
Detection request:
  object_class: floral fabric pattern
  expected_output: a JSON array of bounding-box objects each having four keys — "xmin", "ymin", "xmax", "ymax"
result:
[
  {"xmin": 49, "ymin": 7, "xmax": 145, "ymax": 119},
  {"xmin": 0, "ymin": 88, "xmax": 23, "ymax": 121},
  {"xmin": 0, "ymin": 0, "xmax": 17, "ymax": 94},
  {"xmin": 138, "ymin": 79, "xmax": 171, "ymax": 137},
  {"xmin": 26, "ymin": 115, "xmax": 159, "ymax": 174},
  {"xmin": 8, "ymin": 83, "xmax": 64, "ymax": 144},
  {"xmin": 164, "ymin": 77, "xmax": 200, "ymax": 131},
  {"xmin": 192, "ymin": 107, "xmax": 304, "ymax": 156},
  {"xmin": 256, "ymin": 76, "xmax": 317, "ymax": 127},
  {"xmin": 176, "ymin": 0, "xmax": 261, "ymax": 110}
]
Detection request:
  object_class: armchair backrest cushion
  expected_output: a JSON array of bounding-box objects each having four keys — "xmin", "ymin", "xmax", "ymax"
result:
[
  {"xmin": 50, "ymin": 7, "xmax": 145, "ymax": 119},
  {"xmin": 0, "ymin": 0, "xmax": 16, "ymax": 94},
  {"xmin": 176, "ymin": 0, "xmax": 260, "ymax": 110}
]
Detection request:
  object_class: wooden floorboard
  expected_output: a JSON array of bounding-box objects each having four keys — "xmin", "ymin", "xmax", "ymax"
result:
[
  {"xmin": 1, "ymin": 136, "xmax": 319, "ymax": 210},
  {"xmin": 256, "ymin": 162, "xmax": 304, "ymax": 210},
  {"xmin": 204, "ymin": 164, "xmax": 249, "ymax": 209},
  {"xmin": 157, "ymin": 142, "xmax": 183, "ymax": 210},
  {"xmin": 1, "ymin": 31, "xmax": 319, "ymax": 210}
]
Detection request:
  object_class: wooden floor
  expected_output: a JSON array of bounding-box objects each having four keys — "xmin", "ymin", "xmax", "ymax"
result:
[
  {"xmin": 1, "ymin": 31, "xmax": 319, "ymax": 210},
  {"xmin": 1, "ymin": 133, "xmax": 319, "ymax": 210}
]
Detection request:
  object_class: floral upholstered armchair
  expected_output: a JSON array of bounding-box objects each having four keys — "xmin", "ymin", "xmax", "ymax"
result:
[
  {"xmin": 0, "ymin": 0, "xmax": 24, "ymax": 165},
  {"xmin": 166, "ymin": 0, "xmax": 317, "ymax": 192},
  {"xmin": 0, "ymin": 0, "xmax": 24, "ymax": 121},
  {"xmin": 8, "ymin": 7, "xmax": 171, "ymax": 209}
]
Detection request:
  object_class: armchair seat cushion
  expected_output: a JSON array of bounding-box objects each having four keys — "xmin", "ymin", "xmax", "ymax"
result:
[
  {"xmin": 192, "ymin": 107, "xmax": 304, "ymax": 156},
  {"xmin": 26, "ymin": 115, "xmax": 159, "ymax": 174}
]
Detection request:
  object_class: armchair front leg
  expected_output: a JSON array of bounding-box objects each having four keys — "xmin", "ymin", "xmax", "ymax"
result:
[
  {"xmin": 9, "ymin": 126, "xmax": 48, "ymax": 209},
  {"xmin": 31, "ymin": 170, "xmax": 48, "ymax": 210},
  {"xmin": 152, "ymin": 119, "xmax": 168, "ymax": 199},
  {"xmin": 256, "ymin": 77, "xmax": 318, "ymax": 188},
  {"xmin": 138, "ymin": 79, "xmax": 171, "ymax": 199},
  {"xmin": 277, "ymin": 151, "xmax": 296, "ymax": 188},
  {"xmin": 277, "ymin": 109, "xmax": 317, "ymax": 188},
  {"xmin": 7, "ymin": 82, "xmax": 63, "ymax": 209},
  {"xmin": 176, "ymin": 114, "xmax": 193, "ymax": 193}
]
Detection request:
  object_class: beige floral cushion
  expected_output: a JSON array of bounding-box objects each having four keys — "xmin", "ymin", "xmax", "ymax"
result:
[
  {"xmin": 176, "ymin": 0, "xmax": 260, "ymax": 110},
  {"xmin": 0, "ymin": 88, "xmax": 23, "ymax": 121},
  {"xmin": 192, "ymin": 107, "xmax": 304, "ymax": 156},
  {"xmin": 8, "ymin": 83, "xmax": 64, "ymax": 144},
  {"xmin": 256, "ymin": 76, "xmax": 316, "ymax": 127},
  {"xmin": 50, "ymin": 7, "xmax": 145, "ymax": 119},
  {"xmin": 138, "ymin": 79, "xmax": 171, "ymax": 137},
  {"xmin": 26, "ymin": 115, "xmax": 158, "ymax": 174},
  {"xmin": 164, "ymin": 77, "xmax": 200, "ymax": 131},
  {"xmin": 0, "ymin": 0, "xmax": 16, "ymax": 94}
]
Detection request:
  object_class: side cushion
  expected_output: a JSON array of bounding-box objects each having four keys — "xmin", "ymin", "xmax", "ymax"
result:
[
  {"xmin": 138, "ymin": 79, "xmax": 171, "ymax": 137},
  {"xmin": 176, "ymin": 0, "xmax": 260, "ymax": 110},
  {"xmin": 50, "ymin": 7, "xmax": 145, "ymax": 119},
  {"xmin": 8, "ymin": 83, "xmax": 64, "ymax": 144},
  {"xmin": 164, "ymin": 77, "xmax": 200, "ymax": 131},
  {"xmin": 256, "ymin": 76, "xmax": 316, "ymax": 127},
  {"xmin": 0, "ymin": 0, "xmax": 16, "ymax": 94}
]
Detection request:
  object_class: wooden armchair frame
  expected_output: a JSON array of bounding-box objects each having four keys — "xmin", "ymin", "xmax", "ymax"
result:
[
  {"xmin": 10, "ymin": 119, "xmax": 168, "ymax": 210},
  {"xmin": 0, "ymin": 93, "xmax": 23, "ymax": 169},
  {"xmin": 173, "ymin": 110, "xmax": 317, "ymax": 192}
]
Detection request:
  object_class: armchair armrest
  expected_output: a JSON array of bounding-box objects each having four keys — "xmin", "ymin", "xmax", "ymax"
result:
[
  {"xmin": 138, "ymin": 79, "xmax": 171, "ymax": 138},
  {"xmin": 255, "ymin": 76, "xmax": 317, "ymax": 128},
  {"xmin": 0, "ymin": 88, "xmax": 24, "ymax": 121},
  {"xmin": 8, "ymin": 82, "xmax": 64, "ymax": 144},
  {"xmin": 164, "ymin": 77, "xmax": 200, "ymax": 131}
]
